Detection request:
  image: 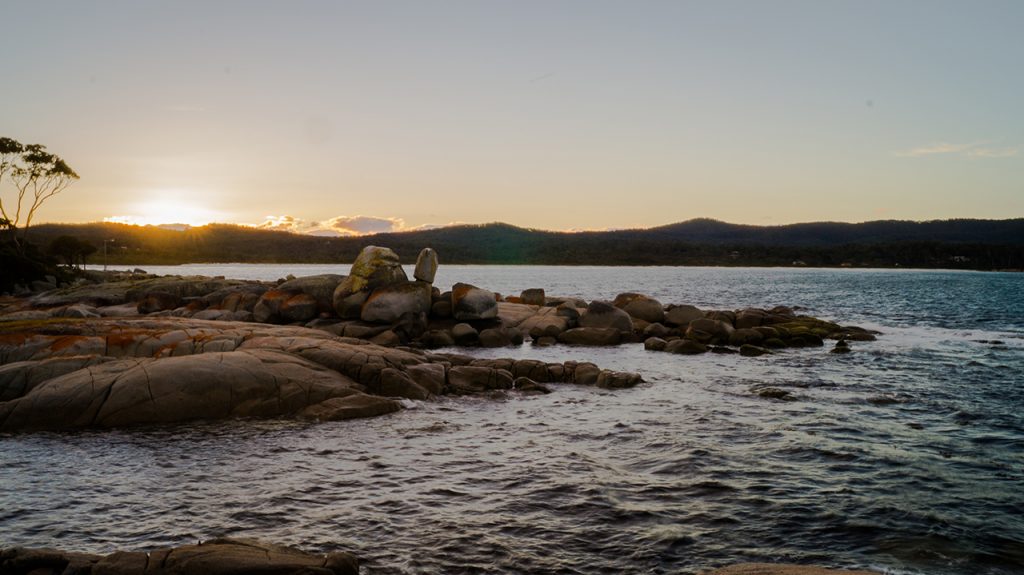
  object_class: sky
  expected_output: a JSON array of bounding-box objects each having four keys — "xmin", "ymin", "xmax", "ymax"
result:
[{"xmin": 2, "ymin": 0, "xmax": 1022, "ymax": 235}]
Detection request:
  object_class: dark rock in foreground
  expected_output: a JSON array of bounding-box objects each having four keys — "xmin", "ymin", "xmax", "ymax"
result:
[
  {"xmin": 0, "ymin": 538, "xmax": 358, "ymax": 575},
  {"xmin": 701, "ymin": 564, "xmax": 877, "ymax": 574}
]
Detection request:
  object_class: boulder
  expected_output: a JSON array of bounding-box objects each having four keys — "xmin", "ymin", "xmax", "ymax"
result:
[
  {"xmin": 555, "ymin": 302, "xmax": 582, "ymax": 322},
  {"xmin": 665, "ymin": 339, "xmax": 707, "ymax": 354},
  {"xmin": 643, "ymin": 322, "xmax": 670, "ymax": 338},
  {"xmin": 739, "ymin": 344, "xmax": 769, "ymax": 357},
  {"xmin": 520, "ymin": 288, "xmax": 546, "ymax": 306},
  {"xmin": 451, "ymin": 283, "xmax": 498, "ymax": 321},
  {"xmin": 514, "ymin": 377, "xmax": 551, "ymax": 394},
  {"xmin": 728, "ymin": 328, "xmax": 764, "ymax": 346},
  {"xmin": 369, "ymin": 329, "xmax": 401, "ymax": 346},
  {"xmin": 406, "ymin": 363, "xmax": 446, "ymax": 395},
  {"xmin": 665, "ymin": 304, "xmax": 704, "ymax": 326},
  {"xmin": 0, "ymin": 349, "xmax": 363, "ymax": 431},
  {"xmin": 572, "ymin": 362, "xmax": 601, "ymax": 385},
  {"xmin": 414, "ymin": 247, "xmax": 439, "ymax": 283},
  {"xmin": 447, "ymin": 366, "xmax": 514, "ymax": 394},
  {"xmin": 578, "ymin": 300, "xmax": 633, "ymax": 333},
  {"xmin": 596, "ymin": 370, "xmax": 643, "ymax": 389},
  {"xmin": 831, "ymin": 339, "xmax": 852, "ymax": 354},
  {"xmin": 735, "ymin": 308, "xmax": 768, "ymax": 329},
  {"xmin": 279, "ymin": 293, "xmax": 319, "ymax": 323},
  {"xmin": 297, "ymin": 393, "xmax": 403, "ymax": 422},
  {"xmin": 518, "ymin": 308, "xmax": 570, "ymax": 337},
  {"xmin": 708, "ymin": 310, "xmax": 736, "ymax": 325},
  {"xmin": 277, "ymin": 274, "xmax": 345, "ymax": 312},
  {"xmin": 336, "ymin": 291, "xmax": 369, "ymax": 319},
  {"xmin": 496, "ymin": 301, "xmax": 539, "ymax": 327},
  {"xmin": 372, "ymin": 368, "xmax": 431, "ymax": 400},
  {"xmin": 253, "ymin": 289, "xmax": 292, "ymax": 323},
  {"xmin": 613, "ymin": 293, "xmax": 665, "ymax": 323},
  {"xmin": 479, "ymin": 327, "xmax": 522, "ymax": 348},
  {"xmin": 419, "ymin": 329, "xmax": 455, "ymax": 348},
  {"xmin": 451, "ymin": 323, "xmax": 480, "ymax": 346},
  {"xmin": 333, "ymin": 246, "xmax": 408, "ymax": 316},
  {"xmin": 557, "ymin": 327, "xmax": 621, "ymax": 346},
  {"xmin": 644, "ymin": 337, "xmax": 668, "ymax": 351},
  {"xmin": 431, "ymin": 299, "xmax": 452, "ymax": 318},
  {"xmin": 137, "ymin": 291, "xmax": 181, "ymax": 314},
  {"xmin": 686, "ymin": 318, "xmax": 735, "ymax": 344},
  {"xmin": 360, "ymin": 281, "xmax": 432, "ymax": 323}
]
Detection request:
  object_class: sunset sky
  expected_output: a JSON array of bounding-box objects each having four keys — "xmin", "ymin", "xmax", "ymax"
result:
[{"xmin": 3, "ymin": 1, "xmax": 1022, "ymax": 235}]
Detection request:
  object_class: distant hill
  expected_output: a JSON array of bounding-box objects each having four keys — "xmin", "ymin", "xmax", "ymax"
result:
[{"xmin": 23, "ymin": 218, "xmax": 1024, "ymax": 270}]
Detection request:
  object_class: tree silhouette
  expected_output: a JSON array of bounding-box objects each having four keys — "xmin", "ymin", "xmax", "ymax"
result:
[
  {"xmin": 47, "ymin": 235, "xmax": 96, "ymax": 269},
  {"xmin": 0, "ymin": 137, "xmax": 79, "ymax": 250}
]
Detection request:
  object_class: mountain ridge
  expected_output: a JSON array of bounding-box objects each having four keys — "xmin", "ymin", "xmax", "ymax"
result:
[{"xmin": 24, "ymin": 218, "xmax": 1024, "ymax": 269}]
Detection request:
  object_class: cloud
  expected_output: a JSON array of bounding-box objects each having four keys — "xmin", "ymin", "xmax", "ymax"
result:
[
  {"xmin": 967, "ymin": 147, "xmax": 1018, "ymax": 158},
  {"xmin": 255, "ymin": 215, "xmax": 319, "ymax": 233},
  {"xmin": 251, "ymin": 214, "xmax": 461, "ymax": 236},
  {"xmin": 895, "ymin": 141, "xmax": 1018, "ymax": 159},
  {"xmin": 894, "ymin": 142, "xmax": 981, "ymax": 157},
  {"xmin": 324, "ymin": 215, "xmax": 406, "ymax": 236}
]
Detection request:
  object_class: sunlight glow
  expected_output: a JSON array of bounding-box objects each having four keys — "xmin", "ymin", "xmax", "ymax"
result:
[{"xmin": 103, "ymin": 195, "xmax": 225, "ymax": 227}]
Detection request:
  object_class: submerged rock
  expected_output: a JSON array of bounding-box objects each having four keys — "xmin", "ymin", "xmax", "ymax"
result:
[
  {"xmin": 0, "ymin": 538, "xmax": 358, "ymax": 575},
  {"xmin": 702, "ymin": 563, "xmax": 877, "ymax": 574}
]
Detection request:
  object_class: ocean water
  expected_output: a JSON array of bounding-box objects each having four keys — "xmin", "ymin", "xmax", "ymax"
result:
[{"xmin": 1, "ymin": 266, "xmax": 1022, "ymax": 574}]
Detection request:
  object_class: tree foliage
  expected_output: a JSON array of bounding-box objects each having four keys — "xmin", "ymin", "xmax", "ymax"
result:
[
  {"xmin": 0, "ymin": 137, "xmax": 79, "ymax": 246},
  {"xmin": 47, "ymin": 235, "xmax": 97, "ymax": 269}
]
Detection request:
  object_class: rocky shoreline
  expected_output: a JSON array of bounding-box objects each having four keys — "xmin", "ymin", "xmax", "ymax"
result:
[
  {"xmin": 0, "ymin": 245, "xmax": 879, "ymax": 431},
  {"xmin": 2, "ymin": 245, "xmax": 877, "ymax": 353},
  {"xmin": 0, "ymin": 539, "xmax": 878, "ymax": 575},
  {"xmin": 0, "ymin": 246, "xmax": 882, "ymax": 574}
]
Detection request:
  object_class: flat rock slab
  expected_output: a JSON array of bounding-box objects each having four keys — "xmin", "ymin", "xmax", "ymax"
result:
[
  {"xmin": 0, "ymin": 537, "xmax": 358, "ymax": 575},
  {"xmin": 0, "ymin": 317, "xmax": 643, "ymax": 431}
]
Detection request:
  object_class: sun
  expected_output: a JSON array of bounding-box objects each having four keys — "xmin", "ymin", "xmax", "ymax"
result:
[{"xmin": 104, "ymin": 194, "xmax": 224, "ymax": 227}]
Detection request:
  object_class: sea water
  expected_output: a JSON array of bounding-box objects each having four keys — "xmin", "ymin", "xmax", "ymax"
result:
[{"xmin": 1, "ymin": 266, "xmax": 1021, "ymax": 574}]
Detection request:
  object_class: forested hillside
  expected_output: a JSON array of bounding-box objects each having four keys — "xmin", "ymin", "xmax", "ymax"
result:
[{"xmin": 26, "ymin": 219, "xmax": 1024, "ymax": 270}]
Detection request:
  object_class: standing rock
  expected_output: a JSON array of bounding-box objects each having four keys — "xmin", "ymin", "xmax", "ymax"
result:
[
  {"xmin": 579, "ymin": 300, "xmax": 634, "ymax": 333},
  {"xmin": 333, "ymin": 246, "xmax": 408, "ymax": 317},
  {"xmin": 451, "ymin": 283, "xmax": 498, "ymax": 321},
  {"xmin": 360, "ymin": 281, "xmax": 432, "ymax": 323},
  {"xmin": 414, "ymin": 247, "xmax": 439, "ymax": 283}
]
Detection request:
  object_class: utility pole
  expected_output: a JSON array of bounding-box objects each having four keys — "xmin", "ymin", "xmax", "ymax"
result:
[{"xmin": 103, "ymin": 239, "xmax": 115, "ymax": 272}]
